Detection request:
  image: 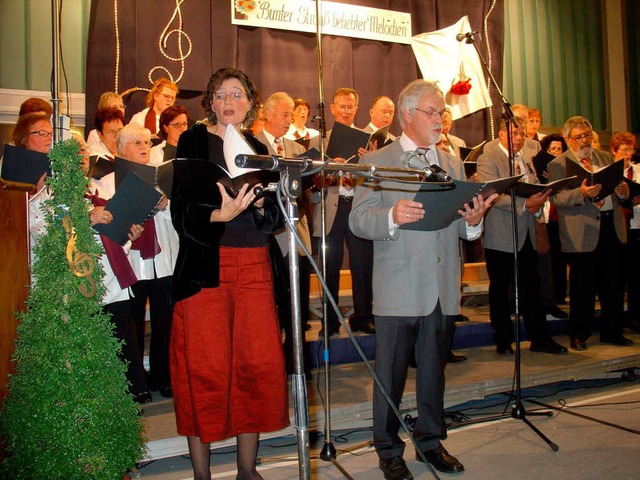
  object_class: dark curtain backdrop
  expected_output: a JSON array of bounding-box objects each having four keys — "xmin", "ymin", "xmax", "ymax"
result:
[{"xmin": 87, "ymin": 0, "xmax": 504, "ymax": 146}]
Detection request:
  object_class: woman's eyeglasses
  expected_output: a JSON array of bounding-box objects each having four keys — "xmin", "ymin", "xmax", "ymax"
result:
[{"xmin": 30, "ymin": 130, "xmax": 53, "ymax": 138}]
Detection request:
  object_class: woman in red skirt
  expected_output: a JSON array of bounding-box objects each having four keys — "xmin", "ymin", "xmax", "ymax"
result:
[{"xmin": 170, "ymin": 67, "xmax": 289, "ymax": 480}]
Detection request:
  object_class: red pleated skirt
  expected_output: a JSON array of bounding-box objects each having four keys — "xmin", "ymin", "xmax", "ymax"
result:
[{"xmin": 170, "ymin": 246, "xmax": 289, "ymax": 442}]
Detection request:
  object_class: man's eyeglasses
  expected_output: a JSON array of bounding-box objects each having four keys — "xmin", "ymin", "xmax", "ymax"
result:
[
  {"xmin": 30, "ymin": 130, "xmax": 53, "ymax": 138},
  {"xmin": 414, "ymin": 107, "xmax": 446, "ymax": 119},
  {"xmin": 168, "ymin": 122, "xmax": 189, "ymax": 128},
  {"xmin": 335, "ymin": 104, "xmax": 356, "ymax": 112},
  {"xmin": 569, "ymin": 131, "xmax": 593, "ymax": 142},
  {"xmin": 213, "ymin": 91, "xmax": 247, "ymax": 102},
  {"xmin": 127, "ymin": 140, "xmax": 152, "ymax": 147}
]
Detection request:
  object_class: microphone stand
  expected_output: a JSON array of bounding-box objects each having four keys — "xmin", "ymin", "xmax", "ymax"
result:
[{"xmin": 457, "ymin": 32, "xmax": 558, "ymax": 451}]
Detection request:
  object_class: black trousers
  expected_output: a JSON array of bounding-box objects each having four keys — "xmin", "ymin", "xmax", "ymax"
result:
[
  {"xmin": 484, "ymin": 234, "xmax": 551, "ymax": 346},
  {"xmin": 103, "ymin": 300, "xmax": 148, "ymax": 396},
  {"xmin": 566, "ymin": 213, "xmax": 624, "ymax": 341},
  {"xmin": 323, "ymin": 196, "xmax": 373, "ymax": 330},
  {"xmin": 130, "ymin": 275, "xmax": 173, "ymax": 387},
  {"xmin": 547, "ymin": 220, "xmax": 568, "ymax": 303},
  {"xmin": 373, "ymin": 303, "xmax": 453, "ymax": 458}
]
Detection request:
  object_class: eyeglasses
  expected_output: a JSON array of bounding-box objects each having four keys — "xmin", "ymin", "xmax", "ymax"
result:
[
  {"xmin": 30, "ymin": 130, "xmax": 53, "ymax": 137},
  {"xmin": 160, "ymin": 93, "xmax": 176, "ymax": 102},
  {"xmin": 335, "ymin": 104, "xmax": 356, "ymax": 112},
  {"xmin": 213, "ymin": 91, "xmax": 247, "ymax": 102},
  {"xmin": 127, "ymin": 140, "xmax": 152, "ymax": 147},
  {"xmin": 414, "ymin": 107, "xmax": 446, "ymax": 119},
  {"xmin": 102, "ymin": 129, "xmax": 121, "ymax": 138},
  {"xmin": 569, "ymin": 131, "xmax": 593, "ymax": 142},
  {"xmin": 168, "ymin": 121, "xmax": 189, "ymax": 128},
  {"xmin": 618, "ymin": 147, "xmax": 635, "ymax": 154},
  {"xmin": 548, "ymin": 146, "xmax": 563, "ymax": 153}
]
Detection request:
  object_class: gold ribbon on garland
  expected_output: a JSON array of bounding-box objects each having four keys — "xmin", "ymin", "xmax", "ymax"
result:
[{"xmin": 62, "ymin": 216, "xmax": 97, "ymax": 298}]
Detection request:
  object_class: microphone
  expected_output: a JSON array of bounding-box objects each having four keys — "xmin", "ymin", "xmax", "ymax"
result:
[
  {"xmin": 456, "ymin": 31, "xmax": 477, "ymax": 42},
  {"xmin": 401, "ymin": 150, "xmax": 452, "ymax": 183}
]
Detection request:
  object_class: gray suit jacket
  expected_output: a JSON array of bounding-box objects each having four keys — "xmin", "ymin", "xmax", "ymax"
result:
[
  {"xmin": 477, "ymin": 145, "xmax": 540, "ymax": 252},
  {"xmin": 447, "ymin": 133, "xmax": 467, "ymax": 158},
  {"xmin": 548, "ymin": 149, "xmax": 626, "ymax": 253},
  {"xmin": 348, "ymin": 141, "xmax": 476, "ymax": 317},
  {"xmin": 484, "ymin": 137, "xmax": 540, "ymax": 158}
]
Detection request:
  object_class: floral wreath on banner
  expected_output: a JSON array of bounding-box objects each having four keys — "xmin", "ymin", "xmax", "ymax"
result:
[
  {"xmin": 235, "ymin": 0, "xmax": 257, "ymax": 15},
  {"xmin": 449, "ymin": 63, "xmax": 472, "ymax": 96}
]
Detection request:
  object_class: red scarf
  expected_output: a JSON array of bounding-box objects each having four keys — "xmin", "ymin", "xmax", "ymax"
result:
[
  {"xmin": 131, "ymin": 216, "xmax": 162, "ymax": 259},
  {"xmin": 144, "ymin": 104, "xmax": 157, "ymax": 135}
]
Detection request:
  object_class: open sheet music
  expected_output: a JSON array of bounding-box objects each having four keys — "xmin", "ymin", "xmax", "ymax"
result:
[{"xmin": 400, "ymin": 175, "xmax": 522, "ymax": 232}]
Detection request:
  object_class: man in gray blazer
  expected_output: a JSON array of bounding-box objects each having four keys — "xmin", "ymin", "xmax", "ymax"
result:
[
  {"xmin": 313, "ymin": 88, "xmax": 375, "ymax": 335},
  {"xmin": 349, "ymin": 80, "xmax": 495, "ymax": 479},
  {"xmin": 441, "ymin": 108, "xmax": 466, "ymax": 158},
  {"xmin": 477, "ymin": 116, "xmax": 567, "ymax": 355},
  {"xmin": 548, "ymin": 116, "xmax": 632, "ymax": 350},
  {"xmin": 255, "ymin": 91, "xmax": 312, "ymax": 373}
]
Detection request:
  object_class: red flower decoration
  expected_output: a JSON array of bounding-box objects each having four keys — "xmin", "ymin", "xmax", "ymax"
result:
[{"xmin": 450, "ymin": 78, "xmax": 472, "ymax": 96}]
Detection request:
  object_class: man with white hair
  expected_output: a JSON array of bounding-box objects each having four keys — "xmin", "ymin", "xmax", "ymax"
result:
[{"xmin": 350, "ymin": 79, "xmax": 496, "ymax": 479}]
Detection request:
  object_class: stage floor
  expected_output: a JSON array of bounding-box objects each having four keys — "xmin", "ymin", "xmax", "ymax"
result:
[{"xmin": 136, "ymin": 324, "xmax": 640, "ymax": 479}]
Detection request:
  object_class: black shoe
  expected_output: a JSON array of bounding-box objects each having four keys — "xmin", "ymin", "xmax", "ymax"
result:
[
  {"xmin": 496, "ymin": 343, "xmax": 514, "ymax": 355},
  {"xmin": 600, "ymin": 335, "xmax": 634, "ymax": 346},
  {"xmin": 350, "ymin": 319, "xmax": 376, "ymax": 334},
  {"xmin": 134, "ymin": 391, "xmax": 152, "ymax": 404},
  {"xmin": 448, "ymin": 352, "xmax": 468, "ymax": 363},
  {"xmin": 545, "ymin": 304, "xmax": 569, "ymax": 319},
  {"xmin": 416, "ymin": 446, "xmax": 464, "ymax": 474},
  {"xmin": 530, "ymin": 339, "xmax": 568, "ymax": 354},
  {"xmin": 455, "ymin": 314, "xmax": 470, "ymax": 323},
  {"xmin": 158, "ymin": 385, "xmax": 173, "ymax": 398},
  {"xmin": 570, "ymin": 338, "xmax": 587, "ymax": 351},
  {"xmin": 379, "ymin": 456, "xmax": 413, "ymax": 480}
]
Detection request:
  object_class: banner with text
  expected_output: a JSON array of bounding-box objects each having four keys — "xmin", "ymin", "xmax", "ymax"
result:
[{"xmin": 231, "ymin": 0, "xmax": 412, "ymax": 45}]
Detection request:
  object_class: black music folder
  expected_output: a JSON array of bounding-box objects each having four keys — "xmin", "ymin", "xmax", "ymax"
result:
[
  {"xmin": 460, "ymin": 140, "xmax": 487, "ymax": 162},
  {"xmin": 113, "ymin": 156, "xmax": 174, "ymax": 199},
  {"xmin": 623, "ymin": 176, "xmax": 640, "ymax": 199},
  {"xmin": 1, "ymin": 143, "xmax": 51, "ymax": 185},
  {"xmin": 87, "ymin": 155, "xmax": 114, "ymax": 180},
  {"xmin": 565, "ymin": 159, "xmax": 624, "ymax": 202},
  {"xmin": 400, "ymin": 175, "xmax": 522, "ymax": 232},
  {"xmin": 513, "ymin": 176, "xmax": 578, "ymax": 198},
  {"xmin": 213, "ymin": 163, "xmax": 279, "ymax": 198},
  {"xmin": 326, "ymin": 122, "xmax": 371, "ymax": 162},
  {"xmin": 94, "ymin": 172, "xmax": 162, "ymax": 245}
]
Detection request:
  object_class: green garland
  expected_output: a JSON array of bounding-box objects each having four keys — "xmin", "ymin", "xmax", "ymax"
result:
[{"xmin": 1, "ymin": 139, "xmax": 145, "ymax": 479}]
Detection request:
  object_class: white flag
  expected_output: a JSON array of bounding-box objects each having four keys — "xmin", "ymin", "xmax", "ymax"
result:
[{"xmin": 411, "ymin": 16, "xmax": 492, "ymax": 120}]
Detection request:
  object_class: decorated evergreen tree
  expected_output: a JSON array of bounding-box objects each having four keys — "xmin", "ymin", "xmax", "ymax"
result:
[{"xmin": 1, "ymin": 139, "xmax": 145, "ymax": 478}]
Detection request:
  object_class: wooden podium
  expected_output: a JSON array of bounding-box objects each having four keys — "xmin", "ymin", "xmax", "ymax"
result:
[{"xmin": 0, "ymin": 178, "xmax": 34, "ymax": 402}]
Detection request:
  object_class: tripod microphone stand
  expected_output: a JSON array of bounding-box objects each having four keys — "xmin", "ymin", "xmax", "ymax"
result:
[{"xmin": 457, "ymin": 31, "xmax": 558, "ymax": 451}]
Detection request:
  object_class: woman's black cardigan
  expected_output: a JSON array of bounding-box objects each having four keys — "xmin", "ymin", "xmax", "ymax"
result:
[{"xmin": 170, "ymin": 123, "xmax": 280, "ymax": 304}]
